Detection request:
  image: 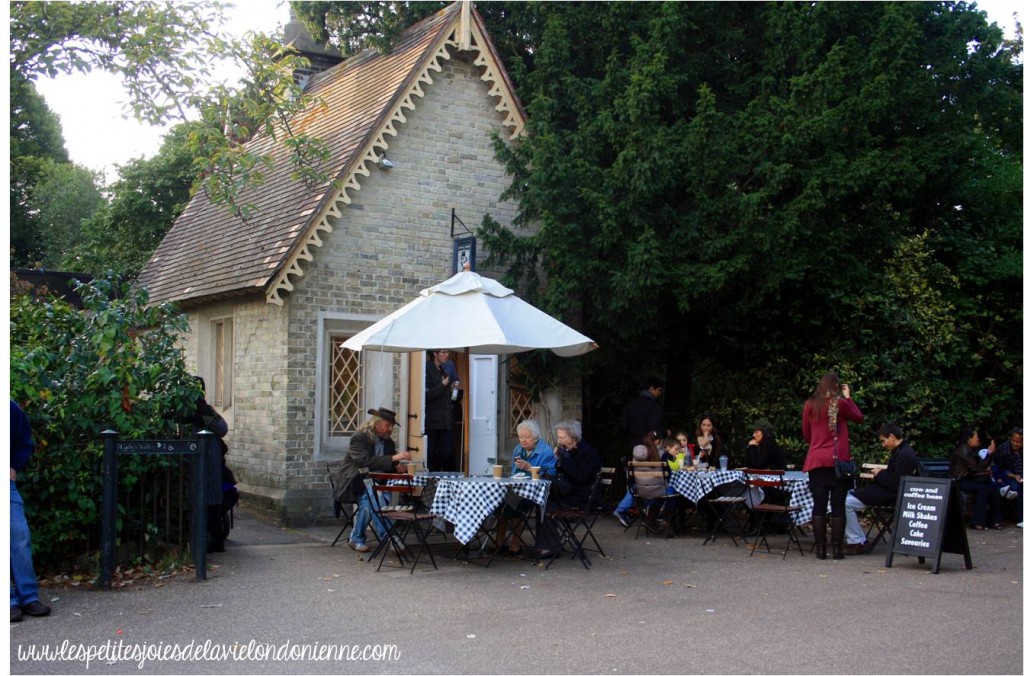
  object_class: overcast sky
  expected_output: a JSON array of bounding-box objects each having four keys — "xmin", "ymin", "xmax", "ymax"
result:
[
  {"xmin": 31, "ymin": 0, "xmax": 291, "ymax": 182},
  {"xmin": 27, "ymin": 0, "xmax": 1021, "ymax": 183}
]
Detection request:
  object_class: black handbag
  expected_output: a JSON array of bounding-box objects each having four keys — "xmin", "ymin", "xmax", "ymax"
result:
[{"xmin": 833, "ymin": 442, "xmax": 857, "ymax": 481}]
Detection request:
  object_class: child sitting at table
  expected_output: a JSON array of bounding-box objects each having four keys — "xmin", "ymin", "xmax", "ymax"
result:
[{"xmin": 662, "ymin": 437, "xmax": 687, "ymax": 471}]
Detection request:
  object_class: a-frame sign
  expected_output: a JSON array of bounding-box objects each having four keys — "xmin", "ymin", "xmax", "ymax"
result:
[{"xmin": 886, "ymin": 476, "xmax": 972, "ymax": 573}]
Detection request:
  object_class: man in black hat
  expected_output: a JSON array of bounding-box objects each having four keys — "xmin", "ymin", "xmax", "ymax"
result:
[
  {"xmin": 332, "ymin": 407, "xmax": 412, "ymax": 553},
  {"xmin": 619, "ymin": 376, "xmax": 666, "ymax": 448}
]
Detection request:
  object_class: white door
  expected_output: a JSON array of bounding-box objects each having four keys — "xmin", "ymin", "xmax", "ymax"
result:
[{"xmin": 468, "ymin": 353, "xmax": 499, "ymax": 476}]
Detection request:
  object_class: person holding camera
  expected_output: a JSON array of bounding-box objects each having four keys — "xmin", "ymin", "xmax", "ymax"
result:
[{"xmin": 802, "ymin": 372, "xmax": 864, "ymax": 560}]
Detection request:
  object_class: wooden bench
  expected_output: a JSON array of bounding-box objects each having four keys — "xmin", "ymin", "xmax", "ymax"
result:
[{"xmin": 917, "ymin": 458, "xmax": 950, "ymax": 478}]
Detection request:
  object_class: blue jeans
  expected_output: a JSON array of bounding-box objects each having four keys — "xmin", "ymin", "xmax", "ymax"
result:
[
  {"xmin": 10, "ymin": 481, "xmax": 41, "ymax": 607},
  {"xmin": 614, "ymin": 493, "xmax": 634, "ymax": 514},
  {"xmin": 350, "ymin": 481, "xmax": 389, "ymax": 546},
  {"xmin": 844, "ymin": 493, "xmax": 869, "ymax": 545},
  {"xmin": 996, "ymin": 477, "xmax": 1022, "ymax": 521}
]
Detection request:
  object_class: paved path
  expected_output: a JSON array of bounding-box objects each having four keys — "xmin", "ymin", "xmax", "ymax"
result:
[{"xmin": 9, "ymin": 508, "xmax": 1023, "ymax": 674}]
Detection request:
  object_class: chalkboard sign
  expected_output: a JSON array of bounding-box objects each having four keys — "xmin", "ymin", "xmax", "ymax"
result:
[{"xmin": 886, "ymin": 476, "xmax": 972, "ymax": 574}]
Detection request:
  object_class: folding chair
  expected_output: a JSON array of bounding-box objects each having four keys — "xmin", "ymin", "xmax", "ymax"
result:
[
  {"xmin": 702, "ymin": 495, "xmax": 748, "ymax": 546},
  {"xmin": 545, "ymin": 469, "xmax": 607, "ymax": 570},
  {"xmin": 626, "ymin": 461, "xmax": 681, "ymax": 539},
  {"xmin": 365, "ymin": 472, "xmax": 438, "ymax": 573},
  {"xmin": 577, "ymin": 467, "xmax": 616, "ymax": 556},
  {"xmin": 747, "ymin": 474, "xmax": 803, "ymax": 558},
  {"xmin": 863, "ymin": 505, "xmax": 895, "ymax": 551},
  {"xmin": 326, "ymin": 464, "xmax": 356, "ymax": 547}
]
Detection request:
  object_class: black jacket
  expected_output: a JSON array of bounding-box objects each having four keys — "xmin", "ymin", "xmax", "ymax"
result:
[
  {"xmin": 554, "ymin": 439, "xmax": 602, "ymax": 509},
  {"xmin": 619, "ymin": 391, "xmax": 665, "ymax": 446},
  {"xmin": 853, "ymin": 440, "xmax": 918, "ymax": 506},
  {"xmin": 746, "ymin": 437, "xmax": 787, "ymax": 471},
  {"xmin": 424, "ymin": 361, "xmax": 453, "ymax": 431}
]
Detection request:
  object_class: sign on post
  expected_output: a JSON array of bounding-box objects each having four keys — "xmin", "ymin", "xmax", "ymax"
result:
[{"xmin": 886, "ymin": 476, "xmax": 972, "ymax": 574}]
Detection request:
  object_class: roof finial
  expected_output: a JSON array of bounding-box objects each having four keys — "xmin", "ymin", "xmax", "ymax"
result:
[{"xmin": 458, "ymin": 0, "xmax": 472, "ymax": 50}]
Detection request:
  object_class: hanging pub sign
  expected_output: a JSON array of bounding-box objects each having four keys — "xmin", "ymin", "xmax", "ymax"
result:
[
  {"xmin": 886, "ymin": 476, "xmax": 972, "ymax": 574},
  {"xmin": 453, "ymin": 235, "xmax": 476, "ymax": 275}
]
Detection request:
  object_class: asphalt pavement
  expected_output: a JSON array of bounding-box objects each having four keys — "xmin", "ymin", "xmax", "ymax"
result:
[{"xmin": 8, "ymin": 507, "xmax": 1023, "ymax": 675}]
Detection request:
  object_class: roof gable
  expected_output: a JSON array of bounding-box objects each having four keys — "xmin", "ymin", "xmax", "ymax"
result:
[{"xmin": 138, "ymin": 2, "xmax": 525, "ymax": 308}]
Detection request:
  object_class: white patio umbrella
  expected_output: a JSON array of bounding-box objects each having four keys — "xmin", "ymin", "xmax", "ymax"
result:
[{"xmin": 341, "ymin": 270, "xmax": 598, "ymax": 356}]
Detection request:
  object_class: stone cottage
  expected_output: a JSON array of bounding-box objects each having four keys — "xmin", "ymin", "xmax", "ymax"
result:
[{"xmin": 138, "ymin": 2, "xmax": 581, "ymax": 524}]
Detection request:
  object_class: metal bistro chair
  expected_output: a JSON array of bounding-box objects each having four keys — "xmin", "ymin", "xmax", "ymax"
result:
[
  {"xmin": 746, "ymin": 472, "xmax": 803, "ymax": 558},
  {"xmin": 365, "ymin": 472, "xmax": 439, "ymax": 574},
  {"xmin": 626, "ymin": 461, "xmax": 681, "ymax": 539},
  {"xmin": 326, "ymin": 464, "xmax": 357, "ymax": 547},
  {"xmin": 546, "ymin": 469, "xmax": 608, "ymax": 570}
]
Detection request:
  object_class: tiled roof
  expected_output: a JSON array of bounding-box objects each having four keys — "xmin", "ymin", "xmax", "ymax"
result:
[{"xmin": 138, "ymin": 2, "xmax": 523, "ymax": 307}]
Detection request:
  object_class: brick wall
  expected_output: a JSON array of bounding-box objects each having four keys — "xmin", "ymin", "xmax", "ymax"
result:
[{"xmin": 178, "ymin": 52, "xmax": 582, "ymax": 526}]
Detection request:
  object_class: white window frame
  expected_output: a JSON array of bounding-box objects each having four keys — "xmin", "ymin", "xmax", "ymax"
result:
[
  {"xmin": 208, "ymin": 316, "xmax": 234, "ymax": 412},
  {"xmin": 314, "ymin": 312, "xmax": 406, "ymax": 460}
]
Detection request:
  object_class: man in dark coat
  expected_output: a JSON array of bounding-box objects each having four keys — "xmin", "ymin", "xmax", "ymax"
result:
[
  {"xmin": 10, "ymin": 400, "xmax": 51, "ymax": 622},
  {"xmin": 619, "ymin": 376, "xmax": 666, "ymax": 447},
  {"xmin": 424, "ymin": 350, "xmax": 457, "ymax": 471},
  {"xmin": 332, "ymin": 407, "xmax": 412, "ymax": 553},
  {"xmin": 843, "ymin": 423, "xmax": 918, "ymax": 555}
]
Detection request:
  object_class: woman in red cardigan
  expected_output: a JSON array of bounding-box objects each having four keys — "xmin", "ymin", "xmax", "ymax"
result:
[{"xmin": 802, "ymin": 372, "xmax": 864, "ymax": 560}]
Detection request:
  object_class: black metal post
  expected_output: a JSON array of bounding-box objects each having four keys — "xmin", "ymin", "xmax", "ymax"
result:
[
  {"xmin": 99, "ymin": 430, "xmax": 120, "ymax": 589},
  {"xmin": 192, "ymin": 432, "xmax": 210, "ymax": 580}
]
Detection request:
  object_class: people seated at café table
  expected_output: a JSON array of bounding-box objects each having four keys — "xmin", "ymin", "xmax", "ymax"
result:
[
  {"xmin": 745, "ymin": 419, "xmax": 787, "ymax": 471},
  {"xmin": 743, "ymin": 418, "xmax": 788, "ymax": 511},
  {"xmin": 492, "ymin": 420, "xmax": 556, "ymax": 555},
  {"xmin": 612, "ymin": 432, "xmax": 661, "ymax": 527},
  {"xmin": 532, "ymin": 420, "xmax": 602, "ymax": 559},
  {"xmin": 673, "ymin": 431, "xmax": 695, "ymax": 466},
  {"xmin": 331, "ymin": 407, "xmax": 412, "ymax": 553},
  {"xmin": 510, "ymin": 420, "xmax": 556, "ymax": 479},
  {"xmin": 695, "ymin": 415, "xmax": 726, "ymax": 468},
  {"xmin": 950, "ymin": 425, "xmax": 1004, "ymax": 530},
  {"xmin": 992, "ymin": 427, "xmax": 1022, "ymax": 527},
  {"xmin": 628, "ymin": 436, "xmax": 679, "ymax": 535},
  {"xmin": 843, "ymin": 423, "xmax": 918, "ymax": 555}
]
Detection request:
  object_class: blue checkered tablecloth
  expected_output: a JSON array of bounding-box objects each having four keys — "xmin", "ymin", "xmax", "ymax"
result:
[
  {"xmin": 668, "ymin": 469, "xmax": 747, "ymax": 504},
  {"xmin": 746, "ymin": 471, "xmax": 814, "ymax": 525},
  {"xmin": 430, "ymin": 477, "xmax": 551, "ymax": 544}
]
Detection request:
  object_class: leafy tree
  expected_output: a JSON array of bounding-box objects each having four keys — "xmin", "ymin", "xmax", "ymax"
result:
[
  {"xmin": 301, "ymin": 1, "xmax": 1019, "ymax": 458},
  {"xmin": 10, "ymin": 71, "xmax": 70, "ymax": 265},
  {"xmin": 10, "ymin": 1, "xmax": 328, "ymax": 222},
  {"xmin": 9, "ymin": 276, "xmax": 201, "ymax": 571},
  {"xmin": 66, "ymin": 123, "xmax": 202, "ymax": 276},
  {"xmin": 478, "ymin": 1, "xmax": 1022, "ymax": 457},
  {"xmin": 26, "ymin": 160, "xmax": 106, "ymax": 270}
]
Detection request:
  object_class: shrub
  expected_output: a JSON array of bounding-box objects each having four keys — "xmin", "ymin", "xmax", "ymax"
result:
[{"xmin": 9, "ymin": 274, "xmax": 200, "ymax": 571}]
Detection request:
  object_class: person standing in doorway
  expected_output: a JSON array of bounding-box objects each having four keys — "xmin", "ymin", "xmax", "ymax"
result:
[{"xmin": 425, "ymin": 350, "xmax": 458, "ymax": 472}]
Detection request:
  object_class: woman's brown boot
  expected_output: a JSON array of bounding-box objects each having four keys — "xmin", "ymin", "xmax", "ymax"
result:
[
  {"xmin": 812, "ymin": 515, "xmax": 828, "ymax": 559},
  {"xmin": 831, "ymin": 516, "xmax": 846, "ymax": 560}
]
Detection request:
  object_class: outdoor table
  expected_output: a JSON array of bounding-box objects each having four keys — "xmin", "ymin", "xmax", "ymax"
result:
[
  {"xmin": 430, "ymin": 476, "xmax": 551, "ymax": 545},
  {"xmin": 668, "ymin": 468, "xmax": 747, "ymax": 504}
]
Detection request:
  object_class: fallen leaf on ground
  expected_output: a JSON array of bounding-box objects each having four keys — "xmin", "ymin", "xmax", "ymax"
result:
[
  {"xmin": 662, "ymin": 580, "xmax": 673, "ymax": 585},
  {"xmin": 604, "ymin": 593, "xmax": 616, "ymax": 597}
]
